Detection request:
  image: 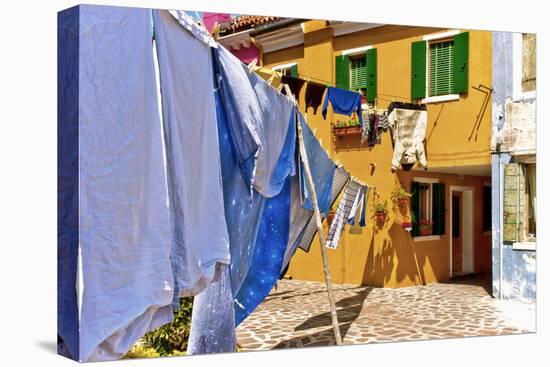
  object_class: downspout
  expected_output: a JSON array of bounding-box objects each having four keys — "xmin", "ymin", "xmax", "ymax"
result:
[{"xmin": 499, "ymin": 156, "xmax": 504, "ymax": 300}]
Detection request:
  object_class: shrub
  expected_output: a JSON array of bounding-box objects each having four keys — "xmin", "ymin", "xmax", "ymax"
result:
[{"xmin": 143, "ymin": 298, "xmax": 193, "ymax": 356}]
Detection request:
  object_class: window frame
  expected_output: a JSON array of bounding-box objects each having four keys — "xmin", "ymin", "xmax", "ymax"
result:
[
  {"xmin": 349, "ymin": 55, "xmax": 367, "ymax": 93},
  {"xmin": 412, "ymin": 177, "xmax": 442, "ymax": 242},
  {"xmin": 421, "ymin": 30, "xmax": 460, "ymax": 104},
  {"xmin": 341, "ymin": 45, "xmax": 373, "ymax": 93}
]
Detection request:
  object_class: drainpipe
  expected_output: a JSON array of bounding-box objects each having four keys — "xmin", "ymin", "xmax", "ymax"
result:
[
  {"xmin": 249, "ymin": 18, "xmax": 307, "ymax": 37},
  {"xmin": 499, "ymin": 156, "xmax": 504, "ymax": 300}
]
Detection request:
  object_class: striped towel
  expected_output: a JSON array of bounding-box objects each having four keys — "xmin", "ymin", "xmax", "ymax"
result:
[
  {"xmin": 297, "ymin": 166, "xmax": 350, "ymax": 252},
  {"xmin": 326, "ymin": 179, "xmax": 362, "ymax": 249}
]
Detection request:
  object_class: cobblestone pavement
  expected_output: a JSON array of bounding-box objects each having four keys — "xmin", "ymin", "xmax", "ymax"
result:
[{"xmin": 236, "ymin": 278, "xmax": 534, "ymax": 350}]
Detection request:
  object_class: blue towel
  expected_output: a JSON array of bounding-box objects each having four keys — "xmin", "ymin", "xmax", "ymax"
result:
[
  {"xmin": 234, "ymin": 177, "xmax": 291, "ymax": 325},
  {"xmin": 321, "ymin": 87, "xmax": 363, "ymax": 124}
]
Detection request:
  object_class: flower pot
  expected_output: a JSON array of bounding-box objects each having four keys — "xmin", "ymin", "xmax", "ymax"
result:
[
  {"xmin": 375, "ymin": 212, "xmax": 386, "ymax": 225},
  {"xmin": 397, "ymin": 197, "xmax": 409, "ymax": 207},
  {"xmin": 402, "ymin": 222, "xmax": 412, "ymax": 232},
  {"xmin": 419, "ymin": 228, "xmax": 432, "ymax": 236}
]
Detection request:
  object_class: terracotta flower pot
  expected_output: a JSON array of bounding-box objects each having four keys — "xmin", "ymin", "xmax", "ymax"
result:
[
  {"xmin": 375, "ymin": 212, "xmax": 386, "ymax": 225},
  {"xmin": 419, "ymin": 228, "xmax": 432, "ymax": 236},
  {"xmin": 397, "ymin": 197, "xmax": 409, "ymax": 207}
]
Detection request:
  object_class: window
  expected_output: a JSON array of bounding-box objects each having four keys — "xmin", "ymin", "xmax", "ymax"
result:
[
  {"xmin": 428, "ymin": 40, "xmax": 454, "ymax": 97},
  {"xmin": 350, "ymin": 55, "xmax": 367, "ymax": 93},
  {"xmin": 503, "ymin": 163, "xmax": 536, "ymax": 242},
  {"xmin": 411, "ymin": 180, "xmax": 445, "ymax": 237},
  {"xmin": 411, "ymin": 31, "xmax": 469, "ymax": 102},
  {"xmin": 334, "ymin": 47, "xmax": 377, "ymax": 102}
]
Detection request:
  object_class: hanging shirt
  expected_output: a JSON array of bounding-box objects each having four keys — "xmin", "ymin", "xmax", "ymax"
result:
[
  {"xmin": 321, "ymin": 87, "xmax": 363, "ymax": 124},
  {"xmin": 281, "ymin": 75, "xmax": 306, "ymax": 99},
  {"xmin": 305, "ymin": 81, "xmax": 327, "ymax": 115},
  {"xmin": 215, "ymin": 46, "xmax": 296, "ymax": 198},
  {"xmin": 74, "ymin": 6, "xmax": 175, "ymax": 362},
  {"xmin": 388, "ymin": 107, "xmax": 428, "ymax": 171}
]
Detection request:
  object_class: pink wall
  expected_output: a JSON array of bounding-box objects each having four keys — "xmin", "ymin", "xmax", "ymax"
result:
[
  {"xmin": 231, "ymin": 46, "xmax": 260, "ymax": 64},
  {"xmin": 202, "ymin": 12, "xmax": 231, "ymax": 33}
]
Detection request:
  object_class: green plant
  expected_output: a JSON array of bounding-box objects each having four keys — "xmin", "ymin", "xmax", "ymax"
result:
[
  {"xmin": 143, "ymin": 298, "xmax": 193, "ymax": 356},
  {"xmin": 419, "ymin": 220, "xmax": 433, "ymax": 230},
  {"xmin": 123, "ymin": 344, "xmax": 160, "ymax": 359},
  {"xmin": 375, "ymin": 200, "xmax": 388, "ymax": 214},
  {"xmin": 391, "ymin": 186, "xmax": 412, "ymax": 202}
]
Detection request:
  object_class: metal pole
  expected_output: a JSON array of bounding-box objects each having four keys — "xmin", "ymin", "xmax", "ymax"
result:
[{"xmin": 296, "ymin": 116, "xmax": 343, "ymax": 345}]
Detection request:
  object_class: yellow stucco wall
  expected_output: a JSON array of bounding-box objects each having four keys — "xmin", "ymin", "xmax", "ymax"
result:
[{"xmin": 263, "ymin": 23, "xmax": 493, "ymax": 288}]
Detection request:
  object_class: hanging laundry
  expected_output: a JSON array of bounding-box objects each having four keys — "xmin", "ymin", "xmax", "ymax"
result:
[
  {"xmin": 215, "ymin": 46, "xmax": 296, "ymax": 198},
  {"xmin": 187, "ymin": 264, "xmax": 236, "ymax": 354},
  {"xmin": 297, "ymin": 166, "xmax": 350, "ymax": 253},
  {"xmin": 298, "ymin": 112, "xmax": 336, "ymax": 216},
  {"xmin": 367, "ymin": 112, "xmax": 378, "ymax": 147},
  {"xmin": 68, "ymin": 6, "xmax": 175, "ymax": 362},
  {"xmin": 305, "ymin": 81, "xmax": 327, "ymax": 114},
  {"xmin": 347, "ymin": 186, "xmax": 365, "ymax": 225},
  {"xmin": 326, "ymin": 180, "xmax": 362, "ymax": 249},
  {"xmin": 282, "ymin": 75, "xmax": 306, "ymax": 99},
  {"xmin": 361, "ymin": 110, "xmax": 371, "ymax": 143},
  {"xmin": 322, "ymin": 87, "xmax": 363, "ymax": 124},
  {"xmin": 207, "ymin": 48, "xmax": 296, "ymax": 328},
  {"xmin": 388, "ymin": 104, "xmax": 428, "ymax": 171},
  {"xmin": 377, "ymin": 110, "xmax": 390, "ymax": 130},
  {"xmin": 280, "ymin": 112, "xmax": 340, "ymax": 274},
  {"xmin": 153, "ymin": 10, "xmax": 231, "ymax": 307},
  {"xmin": 234, "ymin": 177, "xmax": 291, "ymax": 325}
]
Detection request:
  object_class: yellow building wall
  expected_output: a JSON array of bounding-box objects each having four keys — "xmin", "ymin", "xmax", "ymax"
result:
[{"xmin": 263, "ymin": 24, "xmax": 493, "ymax": 288}]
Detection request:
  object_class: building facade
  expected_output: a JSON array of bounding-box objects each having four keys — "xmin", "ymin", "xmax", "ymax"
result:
[
  {"xmin": 491, "ymin": 32, "xmax": 536, "ymax": 302},
  {"xmin": 251, "ymin": 20, "xmax": 495, "ymax": 288}
]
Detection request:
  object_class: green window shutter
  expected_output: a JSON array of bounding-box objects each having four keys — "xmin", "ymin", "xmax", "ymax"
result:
[
  {"xmin": 453, "ymin": 32, "xmax": 469, "ymax": 94},
  {"xmin": 432, "ymin": 183, "xmax": 446, "ymax": 235},
  {"xmin": 411, "ymin": 182, "xmax": 421, "ymax": 236},
  {"xmin": 503, "ymin": 163, "xmax": 525, "ymax": 242},
  {"xmin": 411, "ymin": 40, "xmax": 427, "ymax": 100},
  {"xmin": 335, "ymin": 55, "xmax": 350, "ymax": 90},
  {"xmin": 289, "ymin": 64, "xmax": 298, "ymax": 78},
  {"xmin": 429, "ymin": 40, "xmax": 454, "ymax": 96},
  {"xmin": 350, "ymin": 56, "xmax": 367, "ymax": 91},
  {"xmin": 366, "ymin": 48, "xmax": 377, "ymax": 102}
]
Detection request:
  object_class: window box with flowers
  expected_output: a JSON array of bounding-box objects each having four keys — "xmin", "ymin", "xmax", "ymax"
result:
[
  {"xmin": 332, "ymin": 114, "xmax": 362, "ymax": 137},
  {"xmin": 419, "ymin": 220, "xmax": 433, "ymax": 236}
]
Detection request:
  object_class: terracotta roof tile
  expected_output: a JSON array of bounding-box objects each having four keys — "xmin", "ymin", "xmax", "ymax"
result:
[{"xmin": 228, "ymin": 15, "xmax": 280, "ymax": 33}]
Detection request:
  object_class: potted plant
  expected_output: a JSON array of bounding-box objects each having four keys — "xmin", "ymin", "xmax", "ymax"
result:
[
  {"xmin": 391, "ymin": 186, "xmax": 412, "ymax": 208},
  {"xmin": 419, "ymin": 220, "xmax": 433, "ymax": 236},
  {"xmin": 374, "ymin": 201, "xmax": 388, "ymax": 225},
  {"xmin": 401, "ymin": 220, "xmax": 413, "ymax": 232}
]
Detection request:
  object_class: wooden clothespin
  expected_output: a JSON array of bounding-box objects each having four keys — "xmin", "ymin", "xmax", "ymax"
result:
[{"xmin": 247, "ymin": 58, "xmax": 258, "ymax": 73}]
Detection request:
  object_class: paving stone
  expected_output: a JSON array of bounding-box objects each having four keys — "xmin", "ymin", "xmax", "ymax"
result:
[{"xmin": 236, "ymin": 278, "xmax": 528, "ymax": 351}]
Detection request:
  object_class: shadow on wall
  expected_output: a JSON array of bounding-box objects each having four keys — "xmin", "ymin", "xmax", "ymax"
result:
[
  {"xmin": 272, "ymin": 288, "xmax": 371, "ymax": 348},
  {"xmin": 361, "ymin": 222, "xmax": 428, "ymax": 287}
]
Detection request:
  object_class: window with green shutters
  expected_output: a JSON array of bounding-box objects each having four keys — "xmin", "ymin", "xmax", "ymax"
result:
[
  {"xmin": 350, "ymin": 56, "xmax": 367, "ymax": 91},
  {"xmin": 429, "ymin": 40, "xmax": 455, "ymax": 96},
  {"xmin": 411, "ymin": 180, "xmax": 445, "ymax": 237},
  {"xmin": 410, "ymin": 32, "xmax": 469, "ymax": 100},
  {"xmin": 335, "ymin": 49, "xmax": 377, "ymax": 101}
]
